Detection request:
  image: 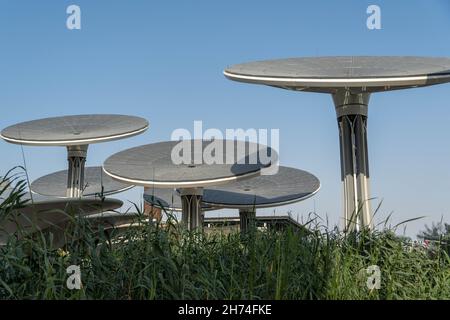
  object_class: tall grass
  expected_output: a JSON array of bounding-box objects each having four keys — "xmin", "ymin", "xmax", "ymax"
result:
[{"xmin": 0, "ymin": 170, "xmax": 449, "ymax": 300}]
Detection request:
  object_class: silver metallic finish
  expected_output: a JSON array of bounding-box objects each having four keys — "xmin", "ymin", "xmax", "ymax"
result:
[
  {"xmin": 66, "ymin": 145, "xmax": 88, "ymax": 198},
  {"xmin": 143, "ymin": 166, "xmax": 319, "ymax": 232},
  {"xmin": 143, "ymin": 188, "xmax": 214, "ymax": 212},
  {"xmin": 333, "ymin": 91, "xmax": 371, "ymax": 232},
  {"xmin": 103, "ymin": 140, "xmax": 275, "ymax": 188},
  {"xmin": 224, "ymin": 56, "xmax": 450, "ymax": 93},
  {"xmin": 143, "ymin": 188, "xmax": 183, "ymax": 211},
  {"xmin": 104, "ymin": 139, "xmax": 275, "ymax": 231},
  {"xmin": 1, "ymin": 114, "xmax": 148, "ymax": 199},
  {"xmin": 0, "ymin": 190, "xmax": 123, "ymax": 244},
  {"xmin": 224, "ymin": 56, "xmax": 450, "ymax": 232},
  {"xmin": 0, "ymin": 114, "xmax": 149, "ymax": 146},
  {"xmin": 143, "ymin": 167, "xmax": 319, "ymax": 209},
  {"xmin": 180, "ymin": 188, "xmax": 204, "ymax": 231},
  {"xmin": 85, "ymin": 211, "xmax": 141, "ymax": 230},
  {"xmin": 31, "ymin": 166, "xmax": 133, "ymax": 198},
  {"xmin": 203, "ymin": 166, "xmax": 320, "ymax": 209}
]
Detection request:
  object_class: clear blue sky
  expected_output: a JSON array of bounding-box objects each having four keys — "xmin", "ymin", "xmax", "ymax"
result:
[{"xmin": 1, "ymin": 0, "xmax": 450, "ymax": 237}]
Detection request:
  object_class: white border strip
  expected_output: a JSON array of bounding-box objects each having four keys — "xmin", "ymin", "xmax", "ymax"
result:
[
  {"xmin": 31, "ymin": 184, "xmax": 134, "ymax": 199},
  {"xmin": 223, "ymin": 71, "xmax": 450, "ymax": 85},
  {"xmin": 203, "ymin": 183, "xmax": 321, "ymax": 209},
  {"xmin": 0, "ymin": 125, "xmax": 149, "ymax": 146},
  {"xmin": 102, "ymin": 166, "xmax": 262, "ymax": 189}
]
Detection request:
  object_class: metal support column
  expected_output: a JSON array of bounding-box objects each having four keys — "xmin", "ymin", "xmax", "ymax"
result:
[
  {"xmin": 180, "ymin": 188, "xmax": 204, "ymax": 231},
  {"xmin": 239, "ymin": 208, "xmax": 256, "ymax": 233},
  {"xmin": 333, "ymin": 90, "xmax": 372, "ymax": 232},
  {"xmin": 66, "ymin": 145, "xmax": 88, "ymax": 198}
]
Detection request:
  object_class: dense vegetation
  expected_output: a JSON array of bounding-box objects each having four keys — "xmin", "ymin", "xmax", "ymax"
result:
[{"xmin": 0, "ymin": 169, "xmax": 449, "ymax": 300}]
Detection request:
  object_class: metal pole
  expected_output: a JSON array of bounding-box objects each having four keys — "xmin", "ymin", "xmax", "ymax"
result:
[
  {"xmin": 332, "ymin": 90, "xmax": 372, "ymax": 232},
  {"xmin": 180, "ymin": 188, "xmax": 204, "ymax": 231},
  {"xmin": 66, "ymin": 145, "xmax": 88, "ymax": 198},
  {"xmin": 239, "ymin": 208, "xmax": 256, "ymax": 233}
]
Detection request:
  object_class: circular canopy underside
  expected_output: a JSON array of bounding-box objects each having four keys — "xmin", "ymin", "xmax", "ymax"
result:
[
  {"xmin": 85, "ymin": 211, "xmax": 141, "ymax": 229},
  {"xmin": 205, "ymin": 166, "xmax": 319, "ymax": 208},
  {"xmin": 224, "ymin": 56, "xmax": 450, "ymax": 93},
  {"xmin": 143, "ymin": 166, "xmax": 320, "ymax": 209},
  {"xmin": 41, "ymin": 211, "xmax": 141, "ymax": 247},
  {"xmin": 143, "ymin": 188, "xmax": 215, "ymax": 212},
  {"xmin": 31, "ymin": 166, "xmax": 134, "ymax": 198},
  {"xmin": 0, "ymin": 114, "xmax": 149, "ymax": 146},
  {"xmin": 0, "ymin": 190, "xmax": 123, "ymax": 243},
  {"xmin": 103, "ymin": 140, "xmax": 276, "ymax": 188}
]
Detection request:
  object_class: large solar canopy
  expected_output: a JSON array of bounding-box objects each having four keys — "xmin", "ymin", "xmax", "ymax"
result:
[
  {"xmin": 103, "ymin": 140, "xmax": 276, "ymax": 188},
  {"xmin": 224, "ymin": 56, "xmax": 450, "ymax": 93},
  {"xmin": 0, "ymin": 114, "xmax": 149, "ymax": 146},
  {"xmin": 143, "ymin": 188, "xmax": 215, "ymax": 211},
  {"xmin": 31, "ymin": 166, "xmax": 133, "ymax": 198},
  {"xmin": 85, "ymin": 211, "xmax": 141, "ymax": 229},
  {"xmin": 224, "ymin": 56, "xmax": 450, "ymax": 232},
  {"xmin": 203, "ymin": 166, "xmax": 320, "ymax": 208},
  {"xmin": 1, "ymin": 114, "xmax": 149, "ymax": 199},
  {"xmin": 0, "ymin": 190, "xmax": 122, "ymax": 244},
  {"xmin": 143, "ymin": 166, "xmax": 319, "ymax": 210}
]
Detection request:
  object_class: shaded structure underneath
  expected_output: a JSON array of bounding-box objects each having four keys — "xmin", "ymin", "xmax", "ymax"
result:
[
  {"xmin": 31, "ymin": 166, "xmax": 133, "ymax": 198},
  {"xmin": 104, "ymin": 139, "xmax": 275, "ymax": 231},
  {"xmin": 144, "ymin": 166, "xmax": 320, "ymax": 233},
  {"xmin": 0, "ymin": 189, "xmax": 123, "ymax": 245}
]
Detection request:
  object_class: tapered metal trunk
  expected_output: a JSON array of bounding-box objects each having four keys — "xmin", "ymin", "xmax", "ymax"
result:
[
  {"xmin": 333, "ymin": 90, "xmax": 372, "ymax": 232},
  {"xmin": 239, "ymin": 208, "xmax": 256, "ymax": 233},
  {"xmin": 180, "ymin": 188, "xmax": 204, "ymax": 231},
  {"xmin": 66, "ymin": 145, "xmax": 88, "ymax": 198}
]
